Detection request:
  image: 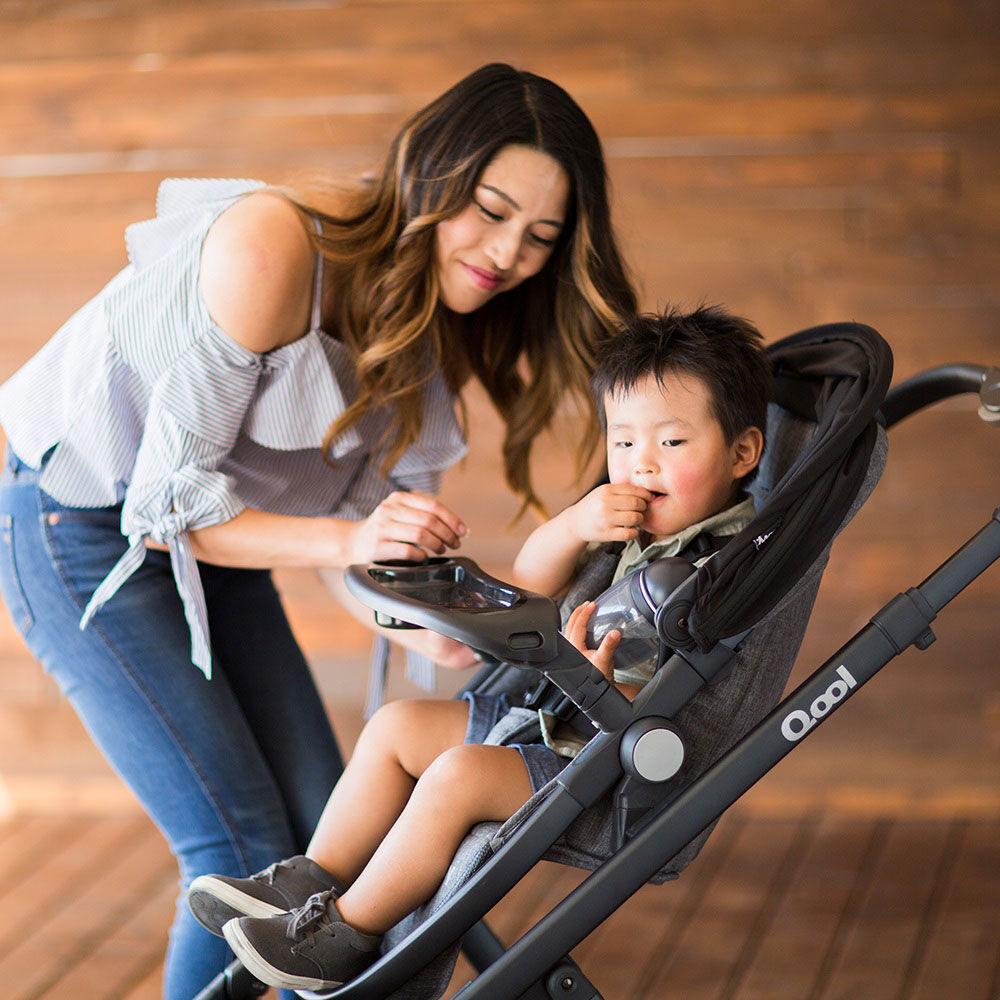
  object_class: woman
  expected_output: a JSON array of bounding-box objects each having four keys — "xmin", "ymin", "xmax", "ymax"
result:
[{"xmin": 0, "ymin": 63, "xmax": 636, "ymax": 998}]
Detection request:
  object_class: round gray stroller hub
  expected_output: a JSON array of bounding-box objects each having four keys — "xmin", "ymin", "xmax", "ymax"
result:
[{"xmin": 621, "ymin": 718, "xmax": 685, "ymax": 783}]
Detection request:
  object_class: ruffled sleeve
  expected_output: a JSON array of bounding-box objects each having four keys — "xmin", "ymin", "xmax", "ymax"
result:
[
  {"xmin": 80, "ymin": 324, "xmax": 265, "ymax": 679},
  {"xmin": 241, "ymin": 330, "xmax": 362, "ymax": 456},
  {"xmin": 77, "ymin": 178, "xmax": 280, "ymax": 676}
]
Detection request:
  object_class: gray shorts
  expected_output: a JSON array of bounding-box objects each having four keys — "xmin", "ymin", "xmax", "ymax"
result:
[{"xmin": 463, "ymin": 692, "xmax": 570, "ymax": 794}]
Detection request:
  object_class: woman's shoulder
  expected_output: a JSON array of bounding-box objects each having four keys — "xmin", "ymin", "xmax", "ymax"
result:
[{"xmin": 199, "ymin": 190, "xmax": 316, "ymax": 355}]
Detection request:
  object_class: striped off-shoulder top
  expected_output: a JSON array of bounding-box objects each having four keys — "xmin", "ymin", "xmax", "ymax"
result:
[{"xmin": 0, "ymin": 178, "xmax": 467, "ymax": 678}]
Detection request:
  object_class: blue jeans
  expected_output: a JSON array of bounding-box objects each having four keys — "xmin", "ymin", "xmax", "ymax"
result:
[{"xmin": 0, "ymin": 452, "xmax": 344, "ymax": 999}]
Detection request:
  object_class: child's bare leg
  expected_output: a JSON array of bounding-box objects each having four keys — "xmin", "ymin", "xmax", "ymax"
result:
[
  {"xmin": 306, "ymin": 698, "xmax": 471, "ymax": 885},
  {"xmin": 334, "ymin": 743, "xmax": 534, "ymax": 935}
]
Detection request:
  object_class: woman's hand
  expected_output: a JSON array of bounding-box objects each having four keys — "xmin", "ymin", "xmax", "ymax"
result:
[
  {"xmin": 405, "ymin": 629, "xmax": 481, "ymax": 670},
  {"xmin": 563, "ymin": 600, "xmax": 621, "ymax": 682},
  {"xmin": 348, "ymin": 491, "xmax": 468, "ymax": 564},
  {"xmin": 565, "ymin": 484, "xmax": 652, "ymax": 544}
]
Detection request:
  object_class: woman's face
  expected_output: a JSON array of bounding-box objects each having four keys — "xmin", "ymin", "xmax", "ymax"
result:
[{"xmin": 434, "ymin": 144, "xmax": 570, "ymax": 314}]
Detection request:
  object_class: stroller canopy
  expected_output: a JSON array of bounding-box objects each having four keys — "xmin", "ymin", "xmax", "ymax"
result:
[{"xmin": 687, "ymin": 322, "xmax": 893, "ymax": 649}]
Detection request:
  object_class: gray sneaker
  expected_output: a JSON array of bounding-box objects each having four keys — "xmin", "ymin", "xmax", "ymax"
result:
[
  {"xmin": 222, "ymin": 889, "xmax": 381, "ymax": 991},
  {"xmin": 187, "ymin": 856, "xmax": 345, "ymax": 937}
]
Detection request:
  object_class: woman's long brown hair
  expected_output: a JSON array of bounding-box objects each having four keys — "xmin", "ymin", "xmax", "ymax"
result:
[{"xmin": 288, "ymin": 63, "xmax": 637, "ymax": 516}]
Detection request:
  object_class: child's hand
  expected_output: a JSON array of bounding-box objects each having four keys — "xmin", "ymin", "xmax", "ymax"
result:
[
  {"xmin": 564, "ymin": 601, "xmax": 621, "ymax": 682},
  {"xmin": 566, "ymin": 483, "xmax": 653, "ymax": 544}
]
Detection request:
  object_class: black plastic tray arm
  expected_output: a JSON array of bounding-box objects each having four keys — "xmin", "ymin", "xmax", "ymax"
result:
[
  {"xmin": 537, "ymin": 635, "xmax": 634, "ymax": 732},
  {"xmin": 344, "ymin": 558, "xmax": 634, "ymax": 733}
]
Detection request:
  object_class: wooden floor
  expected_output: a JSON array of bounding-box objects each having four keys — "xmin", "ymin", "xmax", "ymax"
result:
[
  {"xmin": 0, "ymin": 808, "xmax": 997, "ymax": 999},
  {"xmin": 0, "ymin": 1, "xmax": 998, "ymax": 997}
]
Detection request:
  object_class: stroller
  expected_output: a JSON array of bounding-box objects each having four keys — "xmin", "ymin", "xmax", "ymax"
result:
[{"xmin": 198, "ymin": 321, "xmax": 999, "ymax": 1000}]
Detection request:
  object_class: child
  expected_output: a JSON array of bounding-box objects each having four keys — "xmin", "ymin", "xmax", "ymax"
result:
[{"xmin": 186, "ymin": 305, "xmax": 772, "ymax": 992}]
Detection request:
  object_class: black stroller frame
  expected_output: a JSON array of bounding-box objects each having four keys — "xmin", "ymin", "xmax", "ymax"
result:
[{"xmin": 197, "ymin": 327, "xmax": 999, "ymax": 1000}]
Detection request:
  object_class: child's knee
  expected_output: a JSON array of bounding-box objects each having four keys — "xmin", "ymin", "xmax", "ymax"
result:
[
  {"xmin": 361, "ymin": 699, "xmax": 425, "ymax": 745},
  {"xmin": 359, "ymin": 698, "xmax": 469, "ymax": 776},
  {"xmin": 352, "ymin": 701, "xmax": 409, "ymax": 766},
  {"xmin": 425, "ymin": 743, "xmax": 484, "ymax": 784},
  {"xmin": 420, "ymin": 744, "xmax": 530, "ymax": 812}
]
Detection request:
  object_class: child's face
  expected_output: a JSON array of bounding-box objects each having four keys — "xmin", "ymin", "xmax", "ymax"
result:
[{"xmin": 605, "ymin": 371, "xmax": 753, "ymax": 541}]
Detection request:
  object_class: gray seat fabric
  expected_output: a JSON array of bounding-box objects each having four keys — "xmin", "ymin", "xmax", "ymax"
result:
[{"xmin": 381, "ymin": 417, "xmax": 888, "ymax": 1000}]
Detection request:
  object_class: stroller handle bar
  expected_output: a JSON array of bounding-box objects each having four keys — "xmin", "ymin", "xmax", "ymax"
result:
[{"xmin": 880, "ymin": 362, "xmax": 1000, "ymax": 428}]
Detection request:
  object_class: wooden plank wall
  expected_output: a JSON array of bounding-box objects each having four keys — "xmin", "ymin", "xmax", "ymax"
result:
[
  {"xmin": 0, "ymin": 0, "xmax": 995, "ymax": 814},
  {"xmin": 0, "ymin": 4, "xmax": 996, "ymax": 996}
]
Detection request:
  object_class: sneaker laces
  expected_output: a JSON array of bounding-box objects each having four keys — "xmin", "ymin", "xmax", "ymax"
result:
[
  {"xmin": 287, "ymin": 888, "xmax": 339, "ymax": 944},
  {"xmin": 251, "ymin": 859, "xmax": 292, "ymax": 886}
]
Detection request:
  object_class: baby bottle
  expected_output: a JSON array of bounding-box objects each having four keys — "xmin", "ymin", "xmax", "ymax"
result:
[{"xmin": 585, "ymin": 557, "xmax": 697, "ymax": 674}]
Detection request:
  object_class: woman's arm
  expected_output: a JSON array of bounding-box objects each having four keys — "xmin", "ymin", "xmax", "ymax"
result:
[
  {"xmin": 199, "ymin": 189, "xmax": 315, "ymax": 353},
  {"xmin": 186, "ymin": 491, "xmax": 468, "ymax": 570},
  {"xmin": 185, "ymin": 499, "xmax": 477, "ymax": 669}
]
